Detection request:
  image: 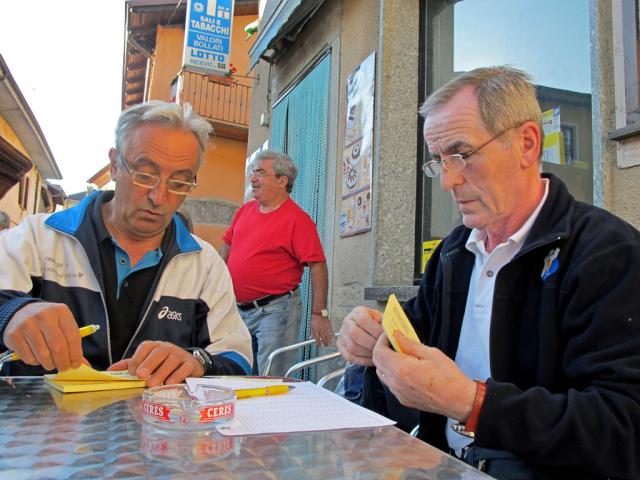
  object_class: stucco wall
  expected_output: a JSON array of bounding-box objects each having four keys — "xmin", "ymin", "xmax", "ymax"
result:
[
  {"xmin": 247, "ymin": 0, "xmax": 422, "ymax": 324},
  {"xmin": 373, "ymin": 0, "xmax": 420, "ymax": 286},
  {"xmin": 590, "ymin": 0, "xmax": 640, "ymax": 230},
  {"xmin": 149, "ymin": 26, "xmax": 184, "ymax": 102}
]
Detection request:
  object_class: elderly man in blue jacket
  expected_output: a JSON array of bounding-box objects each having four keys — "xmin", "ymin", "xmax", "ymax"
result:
[{"xmin": 0, "ymin": 101, "xmax": 252, "ymax": 385}]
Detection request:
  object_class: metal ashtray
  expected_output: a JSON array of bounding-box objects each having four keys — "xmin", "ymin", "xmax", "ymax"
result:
[{"xmin": 142, "ymin": 384, "xmax": 235, "ymax": 430}]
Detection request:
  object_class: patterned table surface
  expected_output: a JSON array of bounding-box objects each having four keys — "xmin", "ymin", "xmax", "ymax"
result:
[{"xmin": 0, "ymin": 377, "xmax": 491, "ymax": 479}]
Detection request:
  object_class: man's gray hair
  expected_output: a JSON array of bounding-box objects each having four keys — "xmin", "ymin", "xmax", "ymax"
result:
[
  {"xmin": 419, "ymin": 66, "xmax": 543, "ymax": 144},
  {"xmin": 115, "ymin": 100, "xmax": 213, "ymax": 168},
  {"xmin": 0, "ymin": 211, "xmax": 10, "ymax": 230},
  {"xmin": 253, "ymin": 150, "xmax": 298, "ymax": 193}
]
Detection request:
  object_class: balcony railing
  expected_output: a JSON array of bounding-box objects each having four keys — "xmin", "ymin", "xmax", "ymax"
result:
[{"xmin": 173, "ymin": 70, "xmax": 251, "ymax": 130}]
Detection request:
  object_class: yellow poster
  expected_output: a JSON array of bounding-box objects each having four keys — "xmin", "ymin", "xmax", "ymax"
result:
[{"xmin": 422, "ymin": 239, "xmax": 441, "ymax": 273}]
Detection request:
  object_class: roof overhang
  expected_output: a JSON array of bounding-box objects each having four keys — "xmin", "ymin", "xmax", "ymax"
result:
[
  {"xmin": 248, "ymin": 0, "xmax": 325, "ymax": 70},
  {"xmin": 0, "ymin": 55, "xmax": 61, "ymax": 179}
]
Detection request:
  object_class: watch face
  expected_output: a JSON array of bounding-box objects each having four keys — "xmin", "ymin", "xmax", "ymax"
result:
[{"xmin": 321, "ymin": 309, "xmax": 329, "ymax": 317}]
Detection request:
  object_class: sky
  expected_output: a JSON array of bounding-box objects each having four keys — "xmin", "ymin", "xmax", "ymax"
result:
[
  {"xmin": 0, "ymin": 0, "xmax": 126, "ymax": 194},
  {"xmin": 453, "ymin": 0, "xmax": 591, "ymax": 93}
]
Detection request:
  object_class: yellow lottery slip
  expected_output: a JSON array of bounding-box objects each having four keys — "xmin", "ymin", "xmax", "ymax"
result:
[{"xmin": 382, "ymin": 294, "xmax": 420, "ymax": 353}]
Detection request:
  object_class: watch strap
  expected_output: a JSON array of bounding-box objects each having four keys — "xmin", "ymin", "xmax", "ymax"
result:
[{"xmin": 452, "ymin": 380, "xmax": 487, "ymax": 438}]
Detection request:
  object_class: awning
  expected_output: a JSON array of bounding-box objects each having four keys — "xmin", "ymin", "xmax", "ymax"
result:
[
  {"xmin": 248, "ymin": 0, "xmax": 325, "ymax": 70},
  {"xmin": 0, "ymin": 55, "xmax": 61, "ymax": 179}
]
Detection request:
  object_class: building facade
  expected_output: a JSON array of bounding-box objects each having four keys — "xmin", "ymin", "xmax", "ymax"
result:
[
  {"xmin": 0, "ymin": 55, "xmax": 63, "ymax": 227},
  {"xmin": 246, "ymin": 0, "xmax": 640, "ymax": 336}
]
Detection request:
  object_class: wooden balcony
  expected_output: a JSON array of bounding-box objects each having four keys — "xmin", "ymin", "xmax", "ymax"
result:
[{"xmin": 173, "ymin": 70, "xmax": 251, "ymax": 141}]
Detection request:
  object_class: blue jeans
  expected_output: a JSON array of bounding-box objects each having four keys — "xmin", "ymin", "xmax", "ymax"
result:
[{"xmin": 239, "ymin": 290, "xmax": 301, "ymax": 376}]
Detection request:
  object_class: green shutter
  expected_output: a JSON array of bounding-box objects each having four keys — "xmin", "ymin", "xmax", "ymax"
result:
[{"xmin": 269, "ymin": 54, "xmax": 330, "ymax": 377}]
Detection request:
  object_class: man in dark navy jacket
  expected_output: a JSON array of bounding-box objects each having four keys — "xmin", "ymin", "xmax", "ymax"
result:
[
  {"xmin": 338, "ymin": 66, "xmax": 640, "ymax": 479},
  {"xmin": 0, "ymin": 101, "xmax": 252, "ymax": 385}
]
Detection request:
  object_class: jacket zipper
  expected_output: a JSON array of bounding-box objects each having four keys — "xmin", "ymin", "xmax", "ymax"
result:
[
  {"xmin": 50, "ymin": 229, "xmax": 114, "ymax": 366},
  {"xmin": 121, "ymin": 250, "xmax": 190, "ymax": 358}
]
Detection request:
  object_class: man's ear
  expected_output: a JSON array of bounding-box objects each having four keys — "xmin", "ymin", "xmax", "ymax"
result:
[
  {"xmin": 517, "ymin": 121, "xmax": 542, "ymax": 168},
  {"xmin": 278, "ymin": 175, "xmax": 289, "ymax": 191},
  {"xmin": 108, "ymin": 148, "xmax": 119, "ymax": 180}
]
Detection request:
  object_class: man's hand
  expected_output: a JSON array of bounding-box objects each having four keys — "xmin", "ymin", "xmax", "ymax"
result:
[
  {"xmin": 2, "ymin": 302, "xmax": 83, "ymax": 372},
  {"xmin": 311, "ymin": 314, "xmax": 334, "ymax": 347},
  {"xmin": 337, "ymin": 306, "xmax": 384, "ymax": 366},
  {"xmin": 372, "ymin": 331, "xmax": 476, "ymax": 421},
  {"xmin": 107, "ymin": 341, "xmax": 204, "ymax": 387}
]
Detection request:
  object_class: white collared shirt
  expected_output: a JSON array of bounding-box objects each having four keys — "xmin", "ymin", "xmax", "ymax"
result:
[{"xmin": 446, "ymin": 179, "xmax": 549, "ymax": 453}]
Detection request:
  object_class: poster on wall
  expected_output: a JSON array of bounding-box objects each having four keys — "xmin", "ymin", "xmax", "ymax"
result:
[
  {"xmin": 339, "ymin": 51, "xmax": 375, "ymax": 237},
  {"xmin": 182, "ymin": 0, "xmax": 235, "ymax": 76}
]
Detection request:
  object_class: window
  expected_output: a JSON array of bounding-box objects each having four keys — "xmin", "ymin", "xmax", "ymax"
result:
[{"xmin": 19, "ymin": 177, "xmax": 29, "ymax": 210}]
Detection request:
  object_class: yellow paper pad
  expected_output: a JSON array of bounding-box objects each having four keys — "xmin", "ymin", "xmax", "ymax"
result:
[
  {"xmin": 382, "ymin": 294, "xmax": 420, "ymax": 353},
  {"xmin": 44, "ymin": 364, "xmax": 146, "ymax": 393},
  {"xmin": 48, "ymin": 386, "xmax": 145, "ymax": 415}
]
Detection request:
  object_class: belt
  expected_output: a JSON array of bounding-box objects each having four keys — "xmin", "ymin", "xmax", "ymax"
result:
[{"xmin": 236, "ymin": 287, "xmax": 298, "ymax": 310}]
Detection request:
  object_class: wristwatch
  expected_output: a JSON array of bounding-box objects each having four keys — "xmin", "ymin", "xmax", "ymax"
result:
[
  {"xmin": 312, "ymin": 309, "xmax": 329, "ymax": 318},
  {"xmin": 187, "ymin": 347, "xmax": 213, "ymax": 375}
]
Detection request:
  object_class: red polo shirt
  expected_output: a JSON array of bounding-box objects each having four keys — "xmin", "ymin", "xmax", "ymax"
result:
[{"xmin": 222, "ymin": 198, "xmax": 325, "ymax": 303}]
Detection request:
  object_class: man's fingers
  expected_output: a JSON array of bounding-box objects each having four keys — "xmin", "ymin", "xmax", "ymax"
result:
[
  {"xmin": 372, "ymin": 333, "xmax": 399, "ymax": 370},
  {"xmin": 10, "ymin": 336, "xmax": 37, "ymax": 366},
  {"xmin": 3, "ymin": 302, "xmax": 83, "ymax": 372},
  {"xmin": 337, "ymin": 335, "xmax": 375, "ymax": 366},
  {"xmin": 145, "ymin": 356, "xmax": 182, "ymax": 387},
  {"xmin": 353, "ymin": 308, "xmax": 384, "ymax": 338},
  {"xmin": 126, "ymin": 341, "xmax": 157, "ymax": 376},
  {"xmin": 107, "ymin": 359, "xmax": 129, "ymax": 371},
  {"xmin": 24, "ymin": 327, "xmax": 56, "ymax": 371},
  {"xmin": 311, "ymin": 317, "xmax": 334, "ymax": 347},
  {"xmin": 164, "ymin": 360, "xmax": 199, "ymax": 385},
  {"xmin": 58, "ymin": 316, "xmax": 83, "ymax": 369},
  {"xmin": 394, "ymin": 331, "xmax": 424, "ymax": 358}
]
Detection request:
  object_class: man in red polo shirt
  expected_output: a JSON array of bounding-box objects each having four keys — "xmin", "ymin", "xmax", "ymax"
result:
[{"xmin": 220, "ymin": 150, "xmax": 333, "ymax": 375}]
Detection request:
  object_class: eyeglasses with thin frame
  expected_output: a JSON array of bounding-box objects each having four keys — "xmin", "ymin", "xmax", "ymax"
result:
[
  {"xmin": 248, "ymin": 167, "xmax": 279, "ymax": 179},
  {"xmin": 118, "ymin": 153, "xmax": 197, "ymax": 195},
  {"xmin": 422, "ymin": 124, "xmax": 520, "ymax": 178}
]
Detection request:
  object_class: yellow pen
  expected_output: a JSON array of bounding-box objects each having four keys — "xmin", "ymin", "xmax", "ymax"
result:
[
  {"xmin": 1, "ymin": 324, "xmax": 100, "ymax": 362},
  {"xmin": 235, "ymin": 384, "xmax": 293, "ymax": 399}
]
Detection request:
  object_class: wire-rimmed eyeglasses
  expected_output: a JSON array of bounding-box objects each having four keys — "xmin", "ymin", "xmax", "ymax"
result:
[
  {"xmin": 248, "ymin": 167, "xmax": 279, "ymax": 178},
  {"xmin": 422, "ymin": 125, "xmax": 520, "ymax": 178},
  {"xmin": 118, "ymin": 153, "xmax": 197, "ymax": 195}
]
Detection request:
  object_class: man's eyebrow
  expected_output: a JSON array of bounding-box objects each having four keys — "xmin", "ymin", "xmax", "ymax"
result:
[
  {"xmin": 440, "ymin": 139, "xmax": 474, "ymax": 154},
  {"xmin": 134, "ymin": 157, "xmax": 195, "ymax": 177},
  {"xmin": 132, "ymin": 157, "xmax": 159, "ymax": 169}
]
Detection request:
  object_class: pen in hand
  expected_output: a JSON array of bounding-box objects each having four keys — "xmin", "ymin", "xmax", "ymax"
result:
[{"xmin": 0, "ymin": 324, "xmax": 100, "ymax": 363}]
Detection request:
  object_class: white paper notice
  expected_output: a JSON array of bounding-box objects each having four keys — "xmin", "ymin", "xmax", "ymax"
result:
[{"xmin": 206, "ymin": 380, "xmax": 395, "ymax": 436}]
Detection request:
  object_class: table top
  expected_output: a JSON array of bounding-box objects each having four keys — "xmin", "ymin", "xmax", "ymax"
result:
[{"xmin": 0, "ymin": 377, "xmax": 490, "ymax": 479}]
